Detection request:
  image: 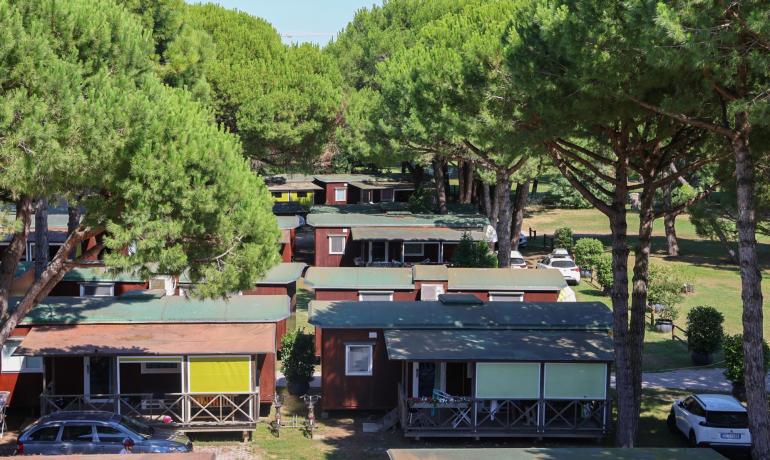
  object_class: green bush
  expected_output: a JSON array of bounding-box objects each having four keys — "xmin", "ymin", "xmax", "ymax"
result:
[
  {"xmin": 595, "ymin": 254, "xmax": 614, "ymax": 292},
  {"xmin": 407, "ymin": 185, "xmax": 433, "ymax": 213},
  {"xmin": 553, "ymin": 227, "xmax": 574, "ymax": 252},
  {"xmin": 548, "ymin": 175, "xmax": 591, "ymax": 208},
  {"xmin": 647, "ymin": 264, "xmax": 686, "ymax": 309},
  {"xmin": 279, "ymin": 329, "xmax": 316, "ymax": 386},
  {"xmin": 573, "ymin": 238, "xmax": 604, "ymax": 269},
  {"xmin": 451, "ymin": 232, "xmax": 497, "ymax": 267},
  {"xmin": 723, "ymin": 334, "xmax": 770, "ymax": 384},
  {"xmin": 686, "ymin": 306, "xmax": 725, "ymax": 354}
]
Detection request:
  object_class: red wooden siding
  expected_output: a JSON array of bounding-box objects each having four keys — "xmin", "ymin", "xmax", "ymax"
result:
[
  {"xmin": 323, "ymin": 182, "xmax": 349, "ymax": 205},
  {"xmin": 258, "ymin": 353, "xmax": 277, "ymax": 404},
  {"xmin": 314, "ymin": 227, "xmax": 360, "ymax": 267},
  {"xmin": 281, "ymin": 228, "xmax": 296, "ymax": 262},
  {"xmin": 320, "ymin": 329, "xmax": 401, "ymax": 410},
  {"xmin": 0, "ymin": 327, "xmax": 43, "ymax": 408},
  {"xmin": 48, "ymin": 281, "xmax": 148, "ymax": 297}
]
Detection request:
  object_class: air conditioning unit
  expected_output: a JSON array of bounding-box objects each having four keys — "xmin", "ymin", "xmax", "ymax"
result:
[
  {"xmin": 420, "ymin": 284, "xmax": 445, "ymax": 301},
  {"xmin": 149, "ymin": 276, "xmax": 176, "ymax": 296}
]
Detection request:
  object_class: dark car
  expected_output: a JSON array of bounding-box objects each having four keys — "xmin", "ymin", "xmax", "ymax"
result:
[{"xmin": 17, "ymin": 411, "xmax": 192, "ymax": 455}]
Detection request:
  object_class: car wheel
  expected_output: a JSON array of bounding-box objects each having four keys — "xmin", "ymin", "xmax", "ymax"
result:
[
  {"xmin": 666, "ymin": 411, "xmax": 677, "ymax": 433},
  {"xmin": 688, "ymin": 430, "xmax": 698, "ymax": 447}
]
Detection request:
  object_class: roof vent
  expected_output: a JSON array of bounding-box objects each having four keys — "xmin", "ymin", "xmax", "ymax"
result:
[{"xmin": 438, "ymin": 293, "xmax": 483, "ymax": 305}]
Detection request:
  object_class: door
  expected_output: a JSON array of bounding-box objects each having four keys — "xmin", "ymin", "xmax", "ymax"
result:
[
  {"xmin": 369, "ymin": 241, "xmax": 388, "ymax": 263},
  {"xmin": 94, "ymin": 424, "xmax": 131, "ymax": 454},
  {"xmin": 85, "ymin": 357, "xmax": 114, "ymax": 401},
  {"xmin": 412, "ymin": 363, "xmax": 446, "ymax": 398},
  {"xmin": 59, "ymin": 423, "xmax": 96, "ymax": 455}
]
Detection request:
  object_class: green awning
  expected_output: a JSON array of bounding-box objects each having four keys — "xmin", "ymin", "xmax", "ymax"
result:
[
  {"xmin": 384, "ymin": 330, "xmax": 614, "ymax": 362},
  {"xmin": 351, "ymin": 227, "xmax": 486, "ymax": 242}
]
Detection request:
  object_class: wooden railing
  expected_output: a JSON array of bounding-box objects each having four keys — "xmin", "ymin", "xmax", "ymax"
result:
[
  {"xmin": 397, "ymin": 388, "xmax": 609, "ymax": 438},
  {"xmin": 40, "ymin": 392, "xmax": 259, "ymax": 428}
]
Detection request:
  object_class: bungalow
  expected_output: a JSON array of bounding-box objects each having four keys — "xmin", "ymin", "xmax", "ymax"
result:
[
  {"xmin": 307, "ymin": 207, "xmax": 491, "ymax": 267},
  {"xmin": 48, "ymin": 266, "xmax": 149, "ymax": 297},
  {"xmin": 266, "ymin": 174, "xmax": 322, "ymax": 213},
  {"xmin": 1, "ymin": 294, "xmax": 290, "ymax": 431},
  {"xmin": 312, "ymin": 174, "xmax": 415, "ymax": 205},
  {"xmin": 277, "ymin": 215, "xmax": 302, "ymax": 262},
  {"xmin": 310, "ymin": 297, "xmax": 613, "ymax": 439}
]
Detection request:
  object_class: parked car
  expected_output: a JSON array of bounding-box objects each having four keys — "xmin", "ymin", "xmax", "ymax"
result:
[
  {"xmin": 509, "ymin": 250, "xmax": 527, "ymax": 269},
  {"xmin": 550, "ymin": 248, "xmax": 570, "ymax": 258},
  {"xmin": 17, "ymin": 411, "xmax": 192, "ymax": 455},
  {"xmin": 537, "ymin": 255, "xmax": 580, "ymax": 284},
  {"xmin": 518, "ymin": 232, "xmax": 528, "ymax": 248},
  {"xmin": 667, "ymin": 394, "xmax": 751, "ymax": 448}
]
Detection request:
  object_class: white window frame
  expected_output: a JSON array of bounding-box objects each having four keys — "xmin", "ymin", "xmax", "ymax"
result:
[
  {"xmin": 420, "ymin": 283, "xmax": 445, "ymax": 301},
  {"xmin": 140, "ymin": 362, "xmax": 181, "ymax": 374},
  {"xmin": 334, "ymin": 187, "xmax": 347, "ymax": 202},
  {"xmin": 345, "ymin": 344, "xmax": 373, "ymax": 376},
  {"xmin": 489, "ymin": 291, "xmax": 525, "ymax": 302},
  {"xmin": 79, "ymin": 282, "xmax": 115, "ymax": 297},
  {"xmin": 358, "ymin": 291, "xmax": 394, "ymax": 301},
  {"xmin": 403, "ymin": 242, "xmax": 424, "ymax": 257},
  {"xmin": 1, "ymin": 337, "xmax": 43, "ymax": 373},
  {"xmin": 328, "ymin": 235, "xmax": 346, "ymax": 255}
]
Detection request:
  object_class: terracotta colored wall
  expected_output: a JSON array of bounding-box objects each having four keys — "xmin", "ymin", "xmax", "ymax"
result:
[
  {"xmin": 525, "ymin": 291, "xmax": 560, "ymax": 302},
  {"xmin": 243, "ymin": 285, "xmax": 296, "ymax": 311},
  {"xmin": 0, "ymin": 327, "xmax": 44, "ymax": 408},
  {"xmin": 314, "ymin": 227, "xmax": 358, "ymax": 267},
  {"xmin": 258, "ymin": 354, "xmax": 276, "ymax": 404},
  {"xmin": 320, "ymin": 329, "xmax": 401, "ymax": 410},
  {"xmin": 281, "ymin": 228, "xmax": 296, "ymax": 262}
]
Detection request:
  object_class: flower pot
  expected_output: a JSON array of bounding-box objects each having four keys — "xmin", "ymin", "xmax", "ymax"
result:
[
  {"xmin": 287, "ymin": 380, "xmax": 310, "ymax": 396},
  {"xmin": 580, "ymin": 268, "xmax": 593, "ymax": 279},
  {"xmin": 690, "ymin": 351, "xmax": 714, "ymax": 366},
  {"xmin": 655, "ymin": 319, "xmax": 673, "ymax": 333},
  {"xmin": 731, "ymin": 381, "xmax": 746, "ymax": 402}
]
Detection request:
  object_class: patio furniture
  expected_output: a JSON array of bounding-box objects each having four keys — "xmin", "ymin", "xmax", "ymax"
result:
[{"xmin": 0, "ymin": 391, "xmax": 9, "ymax": 437}]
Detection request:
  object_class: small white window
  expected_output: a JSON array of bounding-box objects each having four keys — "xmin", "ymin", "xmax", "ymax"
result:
[
  {"xmin": 345, "ymin": 344, "xmax": 373, "ymax": 376},
  {"xmin": 2, "ymin": 338, "xmax": 43, "ymax": 373},
  {"xmin": 403, "ymin": 243, "xmax": 424, "ymax": 257},
  {"xmin": 358, "ymin": 291, "xmax": 394, "ymax": 301},
  {"xmin": 80, "ymin": 283, "xmax": 115, "ymax": 297},
  {"xmin": 489, "ymin": 291, "xmax": 525, "ymax": 302},
  {"xmin": 420, "ymin": 283, "xmax": 445, "ymax": 301},
  {"xmin": 380, "ymin": 189, "xmax": 394, "ymax": 202},
  {"xmin": 328, "ymin": 235, "xmax": 346, "ymax": 255},
  {"xmin": 334, "ymin": 187, "xmax": 347, "ymax": 202},
  {"xmin": 141, "ymin": 362, "xmax": 181, "ymax": 374}
]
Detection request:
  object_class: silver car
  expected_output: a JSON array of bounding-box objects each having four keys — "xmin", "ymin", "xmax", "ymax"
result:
[{"xmin": 16, "ymin": 411, "xmax": 192, "ymax": 455}]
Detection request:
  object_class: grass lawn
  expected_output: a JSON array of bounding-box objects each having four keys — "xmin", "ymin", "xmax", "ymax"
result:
[{"xmin": 523, "ymin": 206, "xmax": 770, "ymax": 372}]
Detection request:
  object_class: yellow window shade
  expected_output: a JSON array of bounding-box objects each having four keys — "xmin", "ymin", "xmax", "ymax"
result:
[{"xmin": 188, "ymin": 356, "xmax": 251, "ymax": 393}]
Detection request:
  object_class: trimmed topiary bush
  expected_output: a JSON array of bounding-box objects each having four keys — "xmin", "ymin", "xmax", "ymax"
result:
[
  {"xmin": 553, "ymin": 227, "xmax": 574, "ymax": 252},
  {"xmin": 573, "ymin": 238, "xmax": 604, "ymax": 269},
  {"xmin": 280, "ymin": 328, "xmax": 316, "ymax": 395},
  {"xmin": 686, "ymin": 306, "xmax": 725, "ymax": 354},
  {"xmin": 723, "ymin": 334, "xmax": 770, "ymax": 386},
  {"xmin": 595, "ymin": 253, "xmax": 614, "ymax": 293}
]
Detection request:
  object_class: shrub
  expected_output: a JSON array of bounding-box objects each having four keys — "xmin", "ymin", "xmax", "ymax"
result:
[
  {"xmin": 451, "ymin": 232, "xmax": 497, "ymax": 267},
  {"xmin": 407, "ymin": 185, "xmax": 433, "ymax": 213},
  {"xmin": 553, "ymin": 227, "xmax": 574, "ymax": 252},
  {"xmin": 647, "ymin": 264, "xmax": 686, "ymax": 309},
  {"xmin": 595, "ymin": 254, "xmax": 614, "ymax": 292},
  {"xmin": 548, "ymin": 175, "xmax": 592, "ymax": 208},
  {"xmin": 686, "ymin": 306, "xmax": 725, "ymax": 354},
  {"xmin": 573, "ymin": 238, "xmax": 604, "ymax": 269},
  {"xmin": 280, "ymin": 329, "xmax": 316, "ymax": 386},
  {"xmin": 723, "ymin": 334, "xmax": 770, "ymax": 384}
]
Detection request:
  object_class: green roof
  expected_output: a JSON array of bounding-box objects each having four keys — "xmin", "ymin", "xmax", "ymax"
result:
[
  {"xmin": 18, "ymin": 295, "xmax": 290, "ymax": 325},
  {"xmin": 310, "ymin": 300, "xmax": 612, "ymax": 331},
  {"xmin": 62, "ymin": 266, "xmax": 146, "ymax": 283},
  {"xmin": 304, "ymin": 267, "xmax": 414, "ymax": 290},
  {"xmin": 384, "ymin": 330, "xmax": 613, "ymax": 362},
  {"xmin": 387, "ymin": 448, "xmax": 725, "ymax": 460},
  {"xmin": 313, "ymin": 173, "xmax": 410, "ymax": 184},
  {"xmin": 448, "ymin": 268, "xmax": 567, "ymax": 291},
  {"xmin": 348, "ymin": 180, "xmax": 414, "ymax": 191},
  {"xmin": 307, "ymin": 208, "xmax": 489, "ymax": 229},
  {"xmin": 276, "ymin": 215, "xmax": 301, "ymax": 229},
  {"xmin": 351, "ymin": 227, "xmax": 487, "ymax": 242},
  {"xmin": 412, "ymin": 265, "xmax": 448, "ymax": 281},
  {"xmin": 258, "ymin": 262, "xmax": 306, "ymax": 285}
]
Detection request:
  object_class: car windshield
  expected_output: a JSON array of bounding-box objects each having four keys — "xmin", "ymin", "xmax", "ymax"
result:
[
  {"xmin": 120, "ymin": 415, "xmax": 154, "ymax": 438},
  {"xmin": 551, "ymin": 260, "xmax": 576, "ymax": 268},
  {"xmin": 511, "ymin": 258, "xmax": 525, "ymax": 265},
  {"xmin": 706, "ymin": 411, "xmax": 749, "ymax": 428}
]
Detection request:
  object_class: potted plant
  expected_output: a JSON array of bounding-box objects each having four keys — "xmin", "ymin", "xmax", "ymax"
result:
[
  {"xmin": 280, "ymin": 329, "xmax": 316, "ymax": 396},
  {"xmin": 685, "ymin": 306, "xmax": 724, "ymax": 366},
  {"xmin": 648, "ymin": 264, "xmax": 688, "ymax": 333},
  {"xmin": 723, "ymin": 334, "xmax": 770, "ymax": 401},
  {"xmin": 654, "ymin": 305, "xmax": 677, "ymax": 333}
]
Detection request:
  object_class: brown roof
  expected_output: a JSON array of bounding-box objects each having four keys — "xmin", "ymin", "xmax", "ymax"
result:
[{"xmin": 16, "ymin": 323, "xmax": 276, "ymax": 356}]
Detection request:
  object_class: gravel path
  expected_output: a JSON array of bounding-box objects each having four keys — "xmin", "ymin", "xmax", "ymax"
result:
[{"xmin": 610, "ymin": 368, "xmax": 770, "ymax": 392}]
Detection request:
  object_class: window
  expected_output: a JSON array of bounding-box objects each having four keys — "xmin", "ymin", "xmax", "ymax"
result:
[
  {"xmin": 403, "ymin": 243, "xmax": 424, "ymax": 257},
  {"xmin": 358, "ymin": 291, "xmax": 393, "ymax": 301},
  {"xmin": 2, "ymin": 338, "xmax": 43, "ymax": 373},
  {"xmin": 140, "ymin": 362, "xmax": 181, "ymax": 374},
  {"xmin": 271, "ymin": 192, "xmax": 282, "ymax": 198},
  {"xmin": 95, "ymin": 425, "xmax": 126, "ymax": 443},
  {"xmin": 61, "ymin": 424, "xmax": 94, "ymax": 442},
  {"xmin": 420, "ymin": 284, "xmax": 444, "ymax": 301},
  {"xmin": 27, "ymin": 425, "xmax": 61, "ymax": 442},
  {"xmin": 686, "ymin": 398, "xmax": 706, "ymax": 417},
  {"xmin": 380, "ymin": 189, "xmax": 394, "ymax": 202},
  {"xmin": 328, "ymin": 235, "xmax": 346, "ymax": 255},
  {"xmin": 489, "ymin": 292, "xmax": 525, "ymax": 302},
  {"xmin": 345, "ymin": 344, "xmax": 373, "ymax": 376},
  {"xmin": 297, "ymin": 191, "xmax": 308, "ymax": 198},
  {"xmin": 80, "ymin": 283, "xmax": 115, "ymax": 297},
  {"xmin": 334, "ymin": 187, "xmax": 347, "ymax": 202}
]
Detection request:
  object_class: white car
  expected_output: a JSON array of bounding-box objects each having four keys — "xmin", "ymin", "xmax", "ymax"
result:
[
  {"xmin": 668, "ymin": 394, "xmax": 751, "ymax": 448},
  {"xmin": 509, "ymin": 250, "xmax": 527, "ymax": 269},
  {"xmin": 537, "ymin": 255, "xmax": 580, "ymax": 284}
]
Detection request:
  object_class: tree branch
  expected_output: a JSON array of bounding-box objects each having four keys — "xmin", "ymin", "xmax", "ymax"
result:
[{"xmin": 628, "ymin": 96, "xmax": 736, "ymax": 139}]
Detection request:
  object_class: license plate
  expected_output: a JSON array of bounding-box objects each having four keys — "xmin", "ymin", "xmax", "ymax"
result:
[{"xmin": 720, "ymin": 433, "xmax": 741, "ymax": 439}]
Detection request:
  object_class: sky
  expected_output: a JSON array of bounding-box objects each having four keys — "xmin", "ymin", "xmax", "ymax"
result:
[{"xmin": 194, "ymin": 1, "xmax": 382, "ymax": 46}]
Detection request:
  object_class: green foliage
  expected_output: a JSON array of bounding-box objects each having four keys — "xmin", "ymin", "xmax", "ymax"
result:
[
  {"xmin": 407, "ymin": 185, "xmax": 433, "ymax": 214},
  {"xmin": 279, "ymin": 329, "xmax": 316, "ymax": 386},
  {"xmin": 548, "ymin": 175, "xmax": 591, "ymax": 209},
  {"xmin": 647, "ymin": 264, "xmax": 687, "ymax": 312},
  {"xmin": 723, "ymin": 335, "xmax": 770, "ymax": 385},
  {"xmin": 451, "ymin": 233, "xmax": 497, "ymax": 268},
  {"xmin": 594, "ymin": 254, "xmax": 614, "ymax": 292},
  {"xmin": 573, "ymin": 238, "xmax": 604, "ymax": 269},
  {"xmin": 553, "ymin": 227, "xmax": 574, "ymax": 252},
  {"xmin": 686, "ymin": 306, "xmax": 724, "ymax": 354}
]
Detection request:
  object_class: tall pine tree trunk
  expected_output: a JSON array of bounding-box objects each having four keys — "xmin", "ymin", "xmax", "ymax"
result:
[
  {"xmin": 510, "ymin": 181, "xmax": 530, "ymax": 251},
  {"xmin": 663, "ymin": 184, "xmax": 680, "ymax": 256},
  {"xmin": 732, "ymin": 112, "xmax": 770, "ymax": 460},
  {"xmin": 496, "ymin": 171, "xmax": 512, "ymax": 267},
  {"xmin": 432, "ymin": 156, "xmax": 448, "ymax": 214},
  {"xmin": 67, "ymin": 204, "xmax": 81, "ymax": 259},
  {"xmin": 457, "ymin": 161, "xmax": 466, "ymax": 204},
  {"xmin": 34, "ymin": 198, "xmax": 49, "ymax": 280},
  {"xmin": 482, "ymin": 182, "xmax": 493, "ymax": 221},
  {"xmin": 0, "ymin": 197, "xmax": 33, "ymax": 321},
  {"xmin": 463, "ymin": 162, "xmax": 475, "ymax": 203}
]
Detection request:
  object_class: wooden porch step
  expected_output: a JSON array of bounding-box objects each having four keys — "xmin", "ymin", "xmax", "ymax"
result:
[{"xmin": 364, "ymin": 407, "xmax": 400, "ymax": 433}]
